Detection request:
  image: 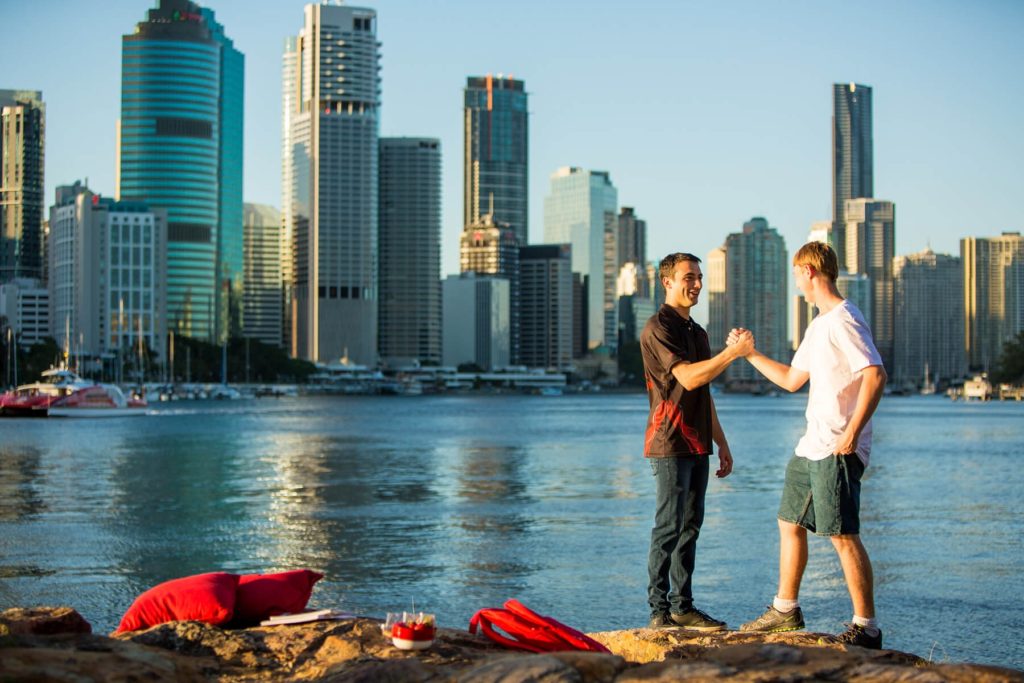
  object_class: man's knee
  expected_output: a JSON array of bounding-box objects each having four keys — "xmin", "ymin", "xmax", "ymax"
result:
[
  {"xmin": 778, "ymin": 519, "xmax": 806, "ymax": 538},
  {"xmin": 830, "ymin": 533, "xmax": 866, "ymax": 555}
]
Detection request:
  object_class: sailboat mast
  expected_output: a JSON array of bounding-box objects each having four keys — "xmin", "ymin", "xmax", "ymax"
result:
[
  {"xmin": 64, "ymin": 315, "xmax": 70, "ymax": 370},
  {"xmin": 137, "ymin": 314, "xmax": 144, "ymax": 386}
]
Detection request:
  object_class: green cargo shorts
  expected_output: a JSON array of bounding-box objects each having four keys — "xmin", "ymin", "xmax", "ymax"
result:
[{"xmin": 777, "ymin": 454, "xmax": 864, "ymax": 536}]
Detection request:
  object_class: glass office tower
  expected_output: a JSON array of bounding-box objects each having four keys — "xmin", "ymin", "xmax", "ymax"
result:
[
  {"xmin": 464, "ymin": 75, "xmax": 528, "ymax": 246},
  {"xmin": 832, "ymin": 82, "xmax": 873, "ymax": 263},
  {"xmin": 379, "ymin": 137, "xmax": 442, "ymax": 367},
  {"xmin": 1, "ymin": 90, "xmax": 45, "ymax": 282},
  {"xmin": 117, "ymin": 0, "xmax": 243, "ymax": 342}
]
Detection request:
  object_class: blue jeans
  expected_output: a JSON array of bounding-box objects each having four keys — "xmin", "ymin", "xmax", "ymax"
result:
[{"xmin": 647, "ymin": 455, "xmax": 709, "ymax": 616}]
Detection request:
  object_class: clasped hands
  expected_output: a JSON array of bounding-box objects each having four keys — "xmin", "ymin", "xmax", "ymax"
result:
[{"xmin": 726, "ymin": 327, "xmax": 755, "ymax": 357}]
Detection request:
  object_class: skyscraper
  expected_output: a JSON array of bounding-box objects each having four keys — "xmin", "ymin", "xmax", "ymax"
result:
[
  {"xmin": 243, "ymin": 203, "xmax": 283, "ymax": 348},
  {"xmin": 202, "ymin": 6, "xmax": 245, "ymax": 343},
  {"xmin": 712, "ymin": 217, "xmax": 788, "ymax": 386},
  {"xmin": 543, "ymin": 167, "xmax": 618, "ymax": 350},
  {"xmin": 1, "ymin": 90, "xmax": 45, "ymax": 282},
  {"xmin": 705, "ymin": 246, "xmax": 727, "ymax": 354},
  {"xmin": 464, "ymin": 75, "xmax": 528, "ymax": 246},
  {"xmin": 281, "ymin": 35, "xmax": 298, "ymax": 354},
  {"xmin": 519, "ymin": 244, "xmax": 573, "ymax": 370},
  {"xmin": 836, "ymin": 272, "xmax": 872, "ymax": 329},
  {"xmin": 791, "ymin": 295, "xmax": 815, "ymax": 351},
  {"xmin": 832, "ymin": 83, "xmax": 873, "ymax": 261},
  {"xmin": 617, "ymin": 207, "xmax": 646, "ymax": 269},
  {"xmin": 894, "ymin": 248, "xmax": 964, "ymax": 389},
  {"xmin": 845, "ymin": 198, "xmax": 894, "ymax": 369},
  {"xmin": 284, "ymin": 3, "xmax": 380, "ymax": 364},
  {"xmin": 117, "ymin": 0, "xmax": 243, "ymax": 343},
  {"xmin": 616, "ymin": 261, "xmax": 657, "ymax": 347},
  {"xmin": 962, "ymin": 232, "xmax": 1024, "ymax": 371},
  {"xmin": 460, "ymin": 213, "xmax": 519, "ymax": 273},
  {"xmin": 379, "ymin": 137, "xmax": 442, "ymax": 367},
  {"xmin": 460, "ymin": 207, "xmax": 520, "ymax": 362},
  {"xmin": 48, "ymin": 182, "xmax": 168, "ymax": 361}
]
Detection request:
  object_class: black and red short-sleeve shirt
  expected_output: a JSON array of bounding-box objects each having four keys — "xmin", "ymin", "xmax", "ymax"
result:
[{"xmin": 639, "ymin": 305, "xmax": 713, "ymax": 457}]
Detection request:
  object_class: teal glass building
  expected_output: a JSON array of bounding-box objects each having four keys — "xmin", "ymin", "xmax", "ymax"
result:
[
  {"xmin": 464, "ymin": 76, "xmax": 528, "ymax": 247},
  {"xmin": 118, "ymin": 0, "xmax": 243, "ymax": 342}
]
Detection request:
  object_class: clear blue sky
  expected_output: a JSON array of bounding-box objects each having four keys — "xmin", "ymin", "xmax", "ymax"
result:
[{"xmin": 3, "ymin": 0, "xmax": 1022, "ymax": 315}]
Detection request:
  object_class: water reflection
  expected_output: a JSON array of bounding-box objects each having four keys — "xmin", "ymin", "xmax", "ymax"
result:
[
  {"xmin": 107, "ymin": 430, "xmax": 249, "ymax": 580},
  {"xmin": 453, "ymin": 443, "xmax": 531, "ymax": 503},
  {"xmin": 445, "ymin": 442, "xmax": 535, "ymax": 595},
  {"xmin": 0, "ymin": 445, "xmax": 46, "ymax": 520}
]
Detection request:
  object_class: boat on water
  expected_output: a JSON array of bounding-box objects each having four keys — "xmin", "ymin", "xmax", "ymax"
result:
[{"xmin": 0, "ymin": 367, "xmax": 147, "ymax": 418}]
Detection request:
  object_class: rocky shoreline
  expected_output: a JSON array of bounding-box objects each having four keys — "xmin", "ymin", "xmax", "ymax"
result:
[{"xmin": 1, "ymin": 606, "xmax": 1021, "ymax": 682}]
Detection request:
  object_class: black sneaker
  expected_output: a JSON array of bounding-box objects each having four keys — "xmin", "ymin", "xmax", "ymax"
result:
[
  {"xmin": 739, "ymin": 605, "xmax": 805, "ymax": 633},
  {"xmin": 835, "ymin": 623, "xmax": 882, "ymax": 650},
  {"xmin": 647, "ymin": 613, "xmax": 676, "ymax": 629},
  {"xmin": 669, "ymin": 607, "xmax": 727, "ymax": 632}
]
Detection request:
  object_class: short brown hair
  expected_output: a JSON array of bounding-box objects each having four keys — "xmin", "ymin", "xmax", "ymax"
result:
[
  {"xmin": 793, "ymin": 241, "xmax": 838, "ymax": 281},
  {"xmin": 659, "ymin": 252, "xmax": 701, "ymax": 282}
]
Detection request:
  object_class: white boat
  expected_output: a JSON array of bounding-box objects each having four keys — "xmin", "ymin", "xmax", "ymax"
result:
[
  {"xmin": 961, "ymin": 374, "xmax": 993, "ymax": 401},
  {"xmin": 47, "ymin": 383, "xmax": 147, "ymax": 417},
  {"xmin": 0, "ymin": 367, "xmax": 92, "ymax": 416},
  {"xmin": 0, "ymin": 367, "xmax": 147, "ymax": 417},
  {"xmin": 209, "ymin": 385, "xmax": 242, "ymax": 400}
]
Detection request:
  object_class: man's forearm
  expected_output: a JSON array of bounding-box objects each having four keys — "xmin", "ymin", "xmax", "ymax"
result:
[
  {"xmin": 710, "ymin": 398, "xmax": 727, "ymax": 448},
  {"xmin": 746, "ymin": 350, "xmax": 800, "ymax": 391},
  {"xmin": 672, "ymin": 348, "xmax": 739, "ymax": 390},
  {"xmin": 844, "ymin": 366, "xmax": 887, "ymax": 441}
]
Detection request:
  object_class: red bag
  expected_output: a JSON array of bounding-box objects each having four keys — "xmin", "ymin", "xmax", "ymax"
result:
[{"xmin": 469, "ymin": 599, "xmax": 610, "ymax": 653}]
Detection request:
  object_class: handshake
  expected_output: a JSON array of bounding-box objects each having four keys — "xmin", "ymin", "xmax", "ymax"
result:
[{"xmin": 726, "ymin": 327, "xmax": 755, "ymax": 358}]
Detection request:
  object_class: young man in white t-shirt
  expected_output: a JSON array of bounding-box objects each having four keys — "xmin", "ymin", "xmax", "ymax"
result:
[{"xmin": 730, "ymin": 241, "xmax": 888, "ymax": 649}]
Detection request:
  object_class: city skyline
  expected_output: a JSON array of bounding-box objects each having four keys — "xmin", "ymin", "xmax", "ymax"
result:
[{"xmin": 3, "ymin": 0, "xmax": 1022, "ymax": 324}]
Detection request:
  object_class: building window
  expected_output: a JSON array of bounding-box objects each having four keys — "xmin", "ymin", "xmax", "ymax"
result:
[{"xmin": 155, "ymin": 117, "xmax": 213, "ymax": 139}]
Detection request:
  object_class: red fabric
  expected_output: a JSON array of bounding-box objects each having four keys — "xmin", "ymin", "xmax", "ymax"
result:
[
  {"xmin": 469, "ymin": 599, "xmax": 611, "ymax": 653},
  {"xmin": 504, "ymin": 600, "xmax": 610, "ymax": 653},
  {"xmin": 234, "ymin": 569, "xmax": 323, "ymax": 622},
  {"xmin": 114, "ymin": 572, "xmax": 240, "ymax": 633}
]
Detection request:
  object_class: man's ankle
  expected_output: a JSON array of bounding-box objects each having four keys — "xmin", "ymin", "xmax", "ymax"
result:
[
  {"xmin": 773, "ymin": 596, "xmax": 799, "ymax": 613},
  {"xmin": 852, "ymin": 615, "xmax": 879, "ymax": 635}
]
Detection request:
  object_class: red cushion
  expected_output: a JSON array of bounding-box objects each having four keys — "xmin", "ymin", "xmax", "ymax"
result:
[
  {"xmin": 114, "ymin": 572, "xmax": 240, "ymax": 633},
  {"xmin": 234, "ymin": 569, "xmax": 323, "ymax": 622}
]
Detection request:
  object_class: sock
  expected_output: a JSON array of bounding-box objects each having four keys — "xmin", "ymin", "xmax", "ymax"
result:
[
  {"xmin": 853, "ymin": 615, "xmax": 879, "ymax": 635},
  {"xmin": 773, "ymin": 596, "xmax": 799, "ymax": 613}
]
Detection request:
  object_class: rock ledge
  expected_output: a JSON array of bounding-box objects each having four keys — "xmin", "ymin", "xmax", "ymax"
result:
[{"xmin": 0, "ymin": 607, "xmax": 1020, "ymax": 682}]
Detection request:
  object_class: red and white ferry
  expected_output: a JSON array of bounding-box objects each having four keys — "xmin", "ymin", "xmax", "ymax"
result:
[{"xmin": 0, "ymin": 367, "xmax": 147, "ymax": 418}]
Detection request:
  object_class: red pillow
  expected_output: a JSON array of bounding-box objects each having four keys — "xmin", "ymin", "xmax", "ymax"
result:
[
  {"xmin": 234, "ymin": 569, "xmax": 323, "ymax": 622},
  {"xmin": 114, "ymin": 572, "xmax": 240, "ymax": 633}
]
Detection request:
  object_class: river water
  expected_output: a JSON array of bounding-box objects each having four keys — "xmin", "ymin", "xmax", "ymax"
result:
[{"xmin": 0, "ymin": 393, "xmax": 1021, "ymax": 669}]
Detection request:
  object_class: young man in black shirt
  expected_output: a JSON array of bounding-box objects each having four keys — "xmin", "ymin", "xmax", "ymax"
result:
[{"xmin": 640, "ymin": 252, "xmax": 752, "ymax": 630}]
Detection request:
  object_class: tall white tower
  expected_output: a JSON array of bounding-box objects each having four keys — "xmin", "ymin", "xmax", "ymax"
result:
[{"xmin": 283, "ymin": 3, "xmax": 381, "ymax": 364}]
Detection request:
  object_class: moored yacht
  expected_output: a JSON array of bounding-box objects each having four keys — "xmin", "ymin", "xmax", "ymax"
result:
[{"xmin": 0, "ymin": 367, "xmax": 147, "ymax": 417}]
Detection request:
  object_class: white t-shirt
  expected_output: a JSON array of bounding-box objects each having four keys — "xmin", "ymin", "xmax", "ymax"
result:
[{"xmin": 791, "ymin": 300, "xmax": 883, "ymax": 465}]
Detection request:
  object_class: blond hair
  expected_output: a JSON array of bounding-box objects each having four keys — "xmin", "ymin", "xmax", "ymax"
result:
[{"xmin": 793, "ymin": 241, "xmax": 839, "ymax": 281}]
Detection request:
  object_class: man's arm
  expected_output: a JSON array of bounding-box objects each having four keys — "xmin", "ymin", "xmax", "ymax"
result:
[
  {"xmin": 834, "ymin": 365, "xmax": 887, "ymax": 455},
  {"xmin": 709, "ymin": 397, "xmax": 733, "ymax": 478},
  {"xmin": 671, "ymin": 331, "xmax": 752, "ymax": 390},
  {"xmin": 744, "ymin": 350, "xmax": 810, "ymax": 393}
]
